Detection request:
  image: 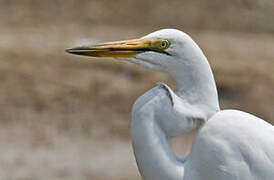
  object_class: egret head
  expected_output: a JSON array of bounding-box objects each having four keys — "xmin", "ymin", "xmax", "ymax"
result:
[
  {"xmin": 67, "ymin": 29, "xmax": 219, "ymax": 118},
  {"xmin": 66, "ymin": 29, "xmax": 201, "ymax": 75}
]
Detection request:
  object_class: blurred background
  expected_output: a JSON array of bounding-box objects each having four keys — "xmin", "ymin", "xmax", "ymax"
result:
[{"xmin": 0, "ymin": 0, "xmax": 273, "ymax": 179}]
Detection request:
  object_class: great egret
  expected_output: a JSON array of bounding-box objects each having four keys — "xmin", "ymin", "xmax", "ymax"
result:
[{"xmin": 66, "ymin": 29, "xmax": 274, "ymax": 180}]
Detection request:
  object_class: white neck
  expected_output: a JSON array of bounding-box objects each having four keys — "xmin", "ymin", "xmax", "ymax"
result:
[
  {"xmin": 131, "ymin": 56, "xmax": 219, "ymax": 179},
  {"xmin": 131, "ymin": 32, "xmax": 220, "ymax": 179},
  {"xmin": 170, "ymin": 41, "xmax": 220, "ymax": 118},
  {"xmin": 131, "ymin": 110, "xmax": 184, "ymax": 180}
]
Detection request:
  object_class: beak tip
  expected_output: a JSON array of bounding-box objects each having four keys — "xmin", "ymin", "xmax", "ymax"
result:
[{"xmin": 65, "ymin": 48, "xmax": 73, "ymax": 54}]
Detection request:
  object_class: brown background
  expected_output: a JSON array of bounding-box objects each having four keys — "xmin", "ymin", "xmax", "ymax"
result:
[{"xmin": 0, "ymin": 0, "xmax": 273, "ymax": 179}]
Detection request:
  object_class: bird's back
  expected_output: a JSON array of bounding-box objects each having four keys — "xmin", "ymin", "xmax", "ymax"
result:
[{"xmin": 188, "ymin": 110, "xmax": 274, "ymax": 180}]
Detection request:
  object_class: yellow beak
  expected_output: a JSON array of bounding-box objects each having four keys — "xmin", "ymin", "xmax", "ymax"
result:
[{"xmin": 66, "ymin": 38, "xmax": 158, "ymax": 58}]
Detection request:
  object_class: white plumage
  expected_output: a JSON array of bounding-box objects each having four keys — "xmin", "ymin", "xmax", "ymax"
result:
[{"xmin": 67, "ymin": 29, "xmax": 274, "ymax": 180}]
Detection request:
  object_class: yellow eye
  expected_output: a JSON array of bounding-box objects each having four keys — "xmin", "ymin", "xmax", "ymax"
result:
[
  {"xmin": 159, "ymin": 40, "xmax": 169, "ymax": 49},
  {"xmin": 150, "ymin": 38, "xmax": 170, "ymax": 52}
]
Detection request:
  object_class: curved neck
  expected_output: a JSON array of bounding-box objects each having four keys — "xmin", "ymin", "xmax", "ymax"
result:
[
  {"xmin": 131, "ymin": 111, "xmax": 184, "ymax": 180},
  {"xmin": 171, "ymin": 44, "xmax": 220, "ymax": 118},
  {"xmin": 130, "ymin": 35, "xmax": 220, "ymax": 179}
]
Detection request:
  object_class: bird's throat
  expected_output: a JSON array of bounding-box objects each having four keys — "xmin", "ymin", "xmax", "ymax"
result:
[{"xmin": 171, "ymin": 57, "xmax": 220, "ymax": 119}]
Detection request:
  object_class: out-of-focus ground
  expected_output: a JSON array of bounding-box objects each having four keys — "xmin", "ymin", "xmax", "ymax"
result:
[{"xmin": 0, "ymin": 0, "xmax": 273, "ymax": 179}]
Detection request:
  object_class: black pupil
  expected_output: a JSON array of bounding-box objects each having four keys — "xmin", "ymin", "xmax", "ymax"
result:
[{"xmin": 161, "ymin": 42, "xmax": 166, "ymax": 47}]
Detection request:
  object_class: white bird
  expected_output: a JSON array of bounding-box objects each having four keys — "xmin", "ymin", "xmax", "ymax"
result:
[{"xmin": 66, "ymin": 29, "xmax": 274, "ymax": 180}]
